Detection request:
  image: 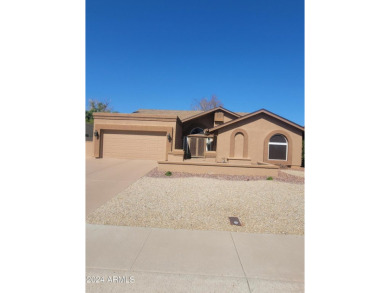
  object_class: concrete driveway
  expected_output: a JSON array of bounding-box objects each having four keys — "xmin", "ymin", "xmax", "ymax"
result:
[{"xmin": 86, "ymin": 158, "xmax": 157, "ymax": 215}]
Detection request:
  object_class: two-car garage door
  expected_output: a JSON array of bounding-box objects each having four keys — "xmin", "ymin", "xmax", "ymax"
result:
[{"xmin": 101, "ymin": 130, "xmax": 166, "ymax": 160}]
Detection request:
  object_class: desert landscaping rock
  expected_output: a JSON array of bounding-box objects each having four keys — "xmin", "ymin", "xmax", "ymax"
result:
[{"xmin": 87, "ymin": 176, "xmax": 304, "ymax": 235}]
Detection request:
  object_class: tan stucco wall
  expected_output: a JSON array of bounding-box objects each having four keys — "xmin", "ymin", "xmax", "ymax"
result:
[
  {"xmin": 215, "ymin": 113, "xmax": 303, "ymax": 167},
  {"xmin": 86, "ymin": 141, "xmax": 94, "ymax": 157},
  {"xmin": 167, "ymin": 149, "xmax": 185, "ymax": 162},
  {"xmin": 223, "ymin": 112, "xmax": 238, "ymax": 123},
  {"xmin": 174, "ymin": 120, "xmax": 183, "ymax": 149}
]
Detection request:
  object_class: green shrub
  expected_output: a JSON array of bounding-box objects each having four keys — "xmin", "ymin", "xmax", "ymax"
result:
[
  {"xmin": 266, "ymin": 176, "xmax": 273, "ymax": 180},
  {"xmin": 165, "ymin": 171, "xmax": 172, "ymax": 176}
]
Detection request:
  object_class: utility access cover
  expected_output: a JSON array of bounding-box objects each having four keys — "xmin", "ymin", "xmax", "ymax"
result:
[{"xmin": 229, "ymin": 217, "xmax": 242, "ymax": 226}]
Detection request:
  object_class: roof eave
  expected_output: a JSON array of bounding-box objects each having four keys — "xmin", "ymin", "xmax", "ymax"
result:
[
  {"xmin": 92, "ymin": 112, "xmax": 179, "ymax": 122},
  {"xmin": 207, "ymin": 109, "xmax": 304, "ymax": 132}
]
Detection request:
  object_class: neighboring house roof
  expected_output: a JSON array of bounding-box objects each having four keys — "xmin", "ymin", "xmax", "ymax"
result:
[
  {"xmin": 134, "ymin": 109, "xmax": 203, "ymax": 120},
  {"xmin": 207, "ymin": 108, "xmax": 305, "ymax": 132},
  {"xmin": 181, "ymin": 106, "xmax": 241, "ymax": 122}
]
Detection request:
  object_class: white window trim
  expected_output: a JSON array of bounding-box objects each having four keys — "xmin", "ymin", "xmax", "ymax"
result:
[
  {"xmin": 268, "ymin": 142, "xmax": 286, "ymax": 145},
  {"xmin": 268, "ymin": 138, "xmax": 288, "ymax": 161}
]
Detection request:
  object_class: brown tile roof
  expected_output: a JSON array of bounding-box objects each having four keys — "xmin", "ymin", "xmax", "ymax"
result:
[
  {"xmin": 134, "ymin": 109, "xmax": 203, "ymax": 120},
  {"xmin": 134, "ymin": 108, "xmax": 246, "ymax": 120}
]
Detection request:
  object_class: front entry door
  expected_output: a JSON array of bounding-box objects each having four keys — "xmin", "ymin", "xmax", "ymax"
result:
[{"xmin": 188, "ymin": 137, "xmax": 205, "ymax": 157}]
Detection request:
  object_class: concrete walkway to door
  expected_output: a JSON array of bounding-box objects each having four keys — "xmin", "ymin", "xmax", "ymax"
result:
[{"xmin": 86, "ymin": 158, "xmax": 157, "ymax": 215}]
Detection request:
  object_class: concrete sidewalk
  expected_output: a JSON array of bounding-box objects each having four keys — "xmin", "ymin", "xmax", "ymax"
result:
[{"xmin": 86, "ymin": 224, "xmax": 304, "ymax": 292}]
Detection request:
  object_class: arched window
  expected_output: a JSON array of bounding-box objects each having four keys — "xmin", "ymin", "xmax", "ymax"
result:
[
  {"xmin": 190, "ymin": 127, "xmax": 204, "ymax": 134},
  {"xmin": 268, "ymin": 134, "xmax": 288, "ymax": 161}
]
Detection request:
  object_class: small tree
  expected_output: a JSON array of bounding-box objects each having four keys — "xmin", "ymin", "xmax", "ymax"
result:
[
  {"xmin": 88, "ymin": 99, "xmax": 112, "ymax": 113},
  {"xmin": 85, "ymin": 99, "xmax": 113, "ymax": 123},
  {"xmin": 191, "ymin": 95, "xmax": 223, "ymax": 111},
  {"xmin": 85, "ymin": 110, "xmax": 93, "ymax": 122}
]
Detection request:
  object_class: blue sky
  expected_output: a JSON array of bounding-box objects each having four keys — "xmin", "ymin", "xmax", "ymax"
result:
[{"xmin": 86, "ymin": 0, "xmax": 304, "ymax": 125}]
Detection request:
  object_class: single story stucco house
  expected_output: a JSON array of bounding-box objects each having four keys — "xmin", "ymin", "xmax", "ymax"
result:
[{"xmin": 91, "ymin": 107, "xmax": 304, "ymax": 177}]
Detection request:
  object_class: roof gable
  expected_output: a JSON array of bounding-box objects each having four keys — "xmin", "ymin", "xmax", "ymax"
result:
[
  {"xmin": 181, "ymin": 107, "xmax": 241, "ymax": 122},
  {"xmin": 207, "ymin": 109, "xmax": 304, "ymax": 132}
]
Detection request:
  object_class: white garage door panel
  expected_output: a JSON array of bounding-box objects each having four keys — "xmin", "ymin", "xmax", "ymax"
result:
[{"xmin": 102, "ymin": 130, "xmax": 165, "ymax": 160}]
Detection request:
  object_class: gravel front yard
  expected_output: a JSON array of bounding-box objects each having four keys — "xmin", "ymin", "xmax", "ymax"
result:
[{"xmin": 87, "ymin": 174, "xmax": 304, "ymax": 235}]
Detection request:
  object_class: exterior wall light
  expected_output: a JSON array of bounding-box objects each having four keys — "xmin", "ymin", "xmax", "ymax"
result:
[
  {"xmin": 94, "ymin": 130, "xmax": 99, "ymax": 138},
  {"xmin": 167, "ymin": 133, "xmax": 172, "ymax": 142}
]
